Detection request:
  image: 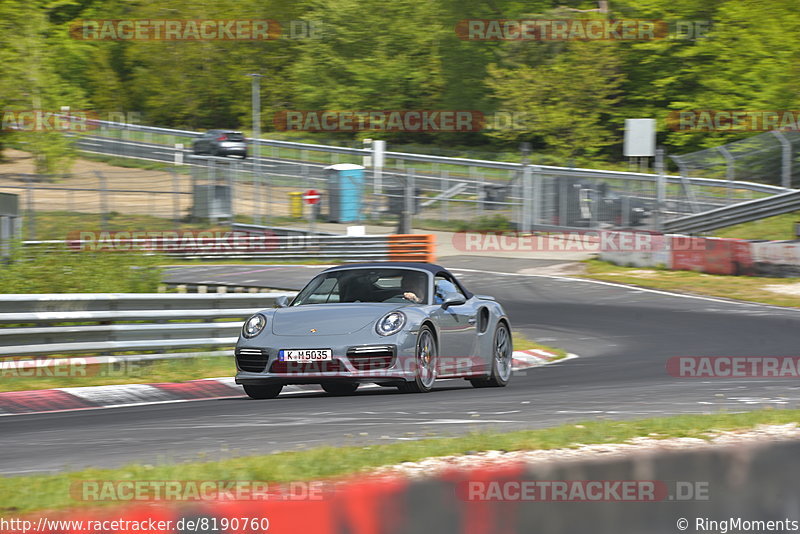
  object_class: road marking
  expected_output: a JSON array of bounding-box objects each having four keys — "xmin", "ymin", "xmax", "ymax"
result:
[{"xmin": 450, "ymin": 267, "xmax": 800, "ymax": 312}]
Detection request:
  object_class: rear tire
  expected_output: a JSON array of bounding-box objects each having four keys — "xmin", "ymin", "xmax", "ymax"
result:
[
  {"xmin": 470, "ymin": 322, "xmax": 512, "ymax": 388},
  {"xmin": 321, "ymin": 382, "xmax": 359, "ymax": 395},
  {"xmin": 398, "ymin": 325, "xmax": 437, "ymax": 393},
  {"xmin": 243, "ymin": 384, "xmax": 283, "ymax": 399}
]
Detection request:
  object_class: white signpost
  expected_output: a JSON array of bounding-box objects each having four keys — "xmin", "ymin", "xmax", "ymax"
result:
[{"xmin": 624, "ymin": 118, "xmax": 656, "ymax": 173}]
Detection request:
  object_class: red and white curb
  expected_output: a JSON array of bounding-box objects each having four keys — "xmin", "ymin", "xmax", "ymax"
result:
[
  {"xmin": 0, "ymin": 353, "xmax": 577, "ymax": 416},
  {"xmin": 512, "ymin": 349, "xmax": 578, "ymax": 370}
]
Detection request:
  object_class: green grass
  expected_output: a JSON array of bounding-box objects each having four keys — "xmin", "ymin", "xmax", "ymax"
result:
[
  {"xmin": 714, "ymin": 210, "xmax": 800, "ymax": 241},
  {"xmin": 28, "ymin": 211, "xmax": 235, "ymax": 241},
  {"xmin": 79, "ymin": 152, "xmax": 189, "ymax": 173},
  {"xmin": 582, "ymin": 259, "xmax": 800, "ymax": 307},
  {"xmin": 0, "ymin": 243, "xmax": 162, "ymax": 293},
  {"xmin": 2, "ymin": 408, "xmax": 798, "ymax": 513}
]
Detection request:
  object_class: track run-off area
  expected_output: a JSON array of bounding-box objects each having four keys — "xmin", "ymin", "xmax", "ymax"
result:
[{"xmin": 2, "ymin": 257, "xmax": 799, "ymax": 475}]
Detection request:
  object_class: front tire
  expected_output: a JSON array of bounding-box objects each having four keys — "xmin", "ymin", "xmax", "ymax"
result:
[
  {"xmin": 243, "ymin": 384, "xmax": 283, "ymax": 399},
  {"xmin": 321, "ymin": 382, "xmax": 359, "ymax": 395},
  {"xmin": 398, "ymin": 325, "xmax": 437, "ymax": 393},
  {"xmin": 470, "ymin": 322, "xmax": 512, "ymax": 388}
]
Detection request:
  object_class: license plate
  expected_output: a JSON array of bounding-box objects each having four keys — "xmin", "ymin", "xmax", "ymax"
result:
[{"xmin": 280, "ymin": 349, "xmax": 332, "ymax": 361}]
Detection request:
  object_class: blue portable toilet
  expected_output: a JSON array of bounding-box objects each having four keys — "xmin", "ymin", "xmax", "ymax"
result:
[{"xmin": 324, "ymin": 163, "xmax": 365, "ymax": 223}]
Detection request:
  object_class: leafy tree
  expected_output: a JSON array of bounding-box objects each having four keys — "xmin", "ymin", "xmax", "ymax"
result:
[
  {"xmin": 485, "ymin": 40, "xmax": 626, "ymax": 162},
  {"xmin": 0, "ymin": 1, "xmax": 87, "ymax": 175}
]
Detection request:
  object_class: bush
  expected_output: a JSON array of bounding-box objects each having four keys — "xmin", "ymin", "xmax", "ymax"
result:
[
  {"xmin": 455, "ymin": 214, "xmax": 515, "ymax": 232},
  {"xmin": 0, "ymin": 244, "xmax": 162, "ymax": 293}
]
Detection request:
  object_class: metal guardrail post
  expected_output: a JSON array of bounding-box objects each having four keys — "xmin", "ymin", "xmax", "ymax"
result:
[
  {"xmin": 171, "ymin": 169, "xmax": 180, "ymax": 223},
  {"xmin": 25, "ymin": 174, "xmax": 36, "ymax": 241},
  {"xmin": 655, "ymin": 148, "xmax": 666, "ymax": 230},
  {"xmin": 558, "ymin": 176, "xmax": 567, "ymax": 227},
  {"xmin": 441, "ymin": 170, "xmax": 449, "ymax": 222},
  {"xmin": 265, "ymin": 159, "xmax": 272, "ymax": 227},
  {"xmin": 717, "ymin": 146, "xmax": 735, "ymax": 202},
  {"xmin": 96, "ymin": 171, "xmax": 108, "ymax": 231},
  {"xmin": 671, "ymin": 158, "xmax": 701, "ymax": 214},
  {"xmin": 228, "ymin": 161, "xmax": 236, "ymax": 223},
  {"xmin": 771, "ymin": 130, "xmax": 793, "ymax": 189},
  {"xmin": 521, "ymin": 165, "xmax": 532, "ymax": 232}
]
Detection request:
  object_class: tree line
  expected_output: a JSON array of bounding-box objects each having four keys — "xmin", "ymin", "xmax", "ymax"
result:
[{"xmin": 1, "ymin": 0, "xmax": 798, "ymax": 172}]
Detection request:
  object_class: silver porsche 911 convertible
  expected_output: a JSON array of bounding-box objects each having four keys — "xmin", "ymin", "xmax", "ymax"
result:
[{"xmin": 234, "ymin": 262, "xmax": 512, "ymax": 399}]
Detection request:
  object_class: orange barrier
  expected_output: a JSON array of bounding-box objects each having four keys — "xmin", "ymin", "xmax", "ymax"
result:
[{"xmin": 387, "ymin": 234, "xmax": 436, "ymax": 263}]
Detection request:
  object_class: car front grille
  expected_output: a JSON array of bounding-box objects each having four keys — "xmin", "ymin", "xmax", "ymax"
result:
[
  {"xmin": 347, "ymin": 345, "xmax": 396, "ymax": 371},
  {"xmin": 236, "ymin": 348, "xmax": 268, "ymax": 373},
  {"xmin": 269, "ymin": 360, "xmax": 346, "ymax": 374}
]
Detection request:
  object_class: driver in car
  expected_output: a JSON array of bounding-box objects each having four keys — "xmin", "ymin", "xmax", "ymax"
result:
[{"xmin": 400, "ymin": 273, "xmax": 426, "ymax": 303}]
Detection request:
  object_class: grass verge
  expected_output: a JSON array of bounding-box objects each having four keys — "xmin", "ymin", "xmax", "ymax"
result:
[
  {"xmin": 26, "ymin": 211, "xmax": 227, "ymax": 241},
  {"xmin": 2, "ymin": 408, "xmax": 798, "ymax": 513},
  {"xmin": 581, "ymin": 259, "xmax": 800, "ymax": 308},
  {"xmin": 0, "ymin": 355, "xmax": 234, "ymax": 393},
  {"xmin": 714, "ymin": 210, "xmax": 800, "ymax": 241},
  {"xmin": 0, "ymin": 244, "xmax": 162, "ymax": 293}
]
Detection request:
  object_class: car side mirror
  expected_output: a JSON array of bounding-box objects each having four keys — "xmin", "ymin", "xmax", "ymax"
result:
[
  {"xmin": 274, "ymin": 295, "xmax": 290, "ymax": 308},
  {"xmin": 441, "ymin": 292, "xmax": 466, "ymax": 308}
]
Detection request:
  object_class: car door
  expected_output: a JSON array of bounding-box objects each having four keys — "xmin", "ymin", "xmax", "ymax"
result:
[{"xmin": 430, "ymin": 274, "xmax": 477, "ymax": 376}]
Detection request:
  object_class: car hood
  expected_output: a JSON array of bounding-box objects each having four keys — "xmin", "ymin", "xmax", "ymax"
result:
[{"xmin": 271, "ymin": 304, "xmax": 397, "ymax": 335}]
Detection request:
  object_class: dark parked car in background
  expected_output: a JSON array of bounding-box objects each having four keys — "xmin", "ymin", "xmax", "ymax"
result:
[{"xmin": 192, "ymin": 130, "xmax": 247, "ymax": 158}]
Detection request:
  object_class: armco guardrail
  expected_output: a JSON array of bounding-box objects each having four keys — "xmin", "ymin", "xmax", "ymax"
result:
[
  {"xmin": 663, "ymin": 189, "xmax": 800, "ymax": 234},
  {"xmin": 0, "ymin": 292, "xmax": 292, "ymax": 358},
  {"xmin": 24, "ymin": 234, "xmax": 436, "ymax": 262},
  {"xmin": 17, "ymin": 438, "xmax": 800, "ymax": 533}
]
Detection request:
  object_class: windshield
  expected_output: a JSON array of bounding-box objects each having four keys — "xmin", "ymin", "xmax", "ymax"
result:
[{"xmin": 291, "ymin": 268, "xmax": 429, "ymax": 305}]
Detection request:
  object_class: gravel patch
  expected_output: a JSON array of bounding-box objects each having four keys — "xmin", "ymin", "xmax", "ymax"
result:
[
  {"xmin": 763, "ymin": 283, "xmax": 800, "ymax": 297},
  {"xmin": 365, "ymin": 423, "xmax": 800, "ymax": 479}
]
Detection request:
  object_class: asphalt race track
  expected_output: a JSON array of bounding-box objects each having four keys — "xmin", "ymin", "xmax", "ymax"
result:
[{"xmin": 2, "ymin": 258, "xmax": 799, "ymax": 475}]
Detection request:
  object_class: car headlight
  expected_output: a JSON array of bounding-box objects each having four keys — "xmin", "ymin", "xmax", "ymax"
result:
[
  {"xmin": 242, "ymin": 314, "xmax": 267, "ymax": 338},
  {"xmin": 376, "ymin": 311, "xmax": 406, "ymax": 336}
]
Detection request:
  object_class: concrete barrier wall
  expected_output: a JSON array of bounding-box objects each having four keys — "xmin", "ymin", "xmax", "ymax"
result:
[
  {"xmin": 751, "ymin": 240, "xmax": 800, "ymax": 277},
  {"xmin": 600, "ymin": 233, "xmax": 800, "ymax": 277},
  {"xmin": 10, "ymin": 439, "xmax": 800, "ymax": 534}
]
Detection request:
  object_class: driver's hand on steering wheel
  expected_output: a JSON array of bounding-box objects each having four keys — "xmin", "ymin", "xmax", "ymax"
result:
[{"xmin": 403, "ymin": 291, "xmax": 421, "ymax": 303}]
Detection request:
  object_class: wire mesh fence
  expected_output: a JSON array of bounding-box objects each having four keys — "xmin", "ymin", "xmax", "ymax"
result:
[
  {"xmin": 671, "ymin": 130, "xmax": 800, "ymax": 189},
  {"xmin": 3, "ymin": 119, "xmax": 795, "ymax": 242},
  {"xmin": 1, "ymin": 155, "xmax": 788, "ymax": 243}
]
